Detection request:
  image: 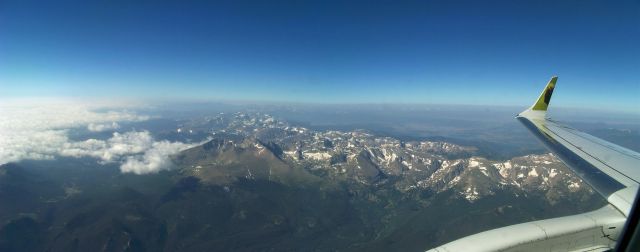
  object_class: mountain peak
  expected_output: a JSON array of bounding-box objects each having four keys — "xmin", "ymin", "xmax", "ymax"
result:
[{"xmin": 174, "ymin": 137, "xmax": 319, "ymax": 186}]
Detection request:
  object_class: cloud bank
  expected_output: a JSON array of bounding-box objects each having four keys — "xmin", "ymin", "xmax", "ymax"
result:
[{"xmin": 0, "ymin": 100, "xmax": 192, "ymax": 174}]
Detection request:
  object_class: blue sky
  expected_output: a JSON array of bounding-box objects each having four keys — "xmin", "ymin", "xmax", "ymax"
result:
[{"xmin": 1, "ymin": 0, "xmax": 638, "ymax": 112}]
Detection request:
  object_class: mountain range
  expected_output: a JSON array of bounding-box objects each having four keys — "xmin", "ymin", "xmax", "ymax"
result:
[{"xmin": 0, "ymin": 112, "xmax": 605, "ymax": 251}]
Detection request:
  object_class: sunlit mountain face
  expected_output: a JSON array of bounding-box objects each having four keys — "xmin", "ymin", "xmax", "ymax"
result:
[{"xmin": 3, "ymin": 102, "xmax": 638, "ymax": 251}]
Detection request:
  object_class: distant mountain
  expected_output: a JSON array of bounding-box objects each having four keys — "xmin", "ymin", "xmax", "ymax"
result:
[{"xmin": 0, "ymin": 112, "xmax": 605, "ymax": 252}]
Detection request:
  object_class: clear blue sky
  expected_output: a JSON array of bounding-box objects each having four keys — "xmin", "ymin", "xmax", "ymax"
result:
[{"xmin": 1, "ymin": 0, "xmax": 638, "ymax": 111}]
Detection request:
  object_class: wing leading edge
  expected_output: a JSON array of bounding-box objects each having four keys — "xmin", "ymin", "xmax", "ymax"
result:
[{"xmin": 428, "ymin": 77, "xmax": 639, "ymax": 251}]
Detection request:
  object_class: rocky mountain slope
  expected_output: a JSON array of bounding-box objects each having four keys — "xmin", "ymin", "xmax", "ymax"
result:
[{"xmin": 176, "ymin": 112, "xmax": 596, "ymax": 206}]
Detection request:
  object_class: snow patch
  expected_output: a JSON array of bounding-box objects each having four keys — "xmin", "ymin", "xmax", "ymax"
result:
[
  {"xmin": 402, "ymin": 160, "xmax": 413, "ymax": 170},
  {"xmin": 568, "ymin": 181, "xmax": 581, "ymax": 189},
  {"xmin": 479, "ymin": 166, "xmax": 488, "ymax": 176},
  {"xmin": 303, "ymin": 151, "xmax": 331, "ymax": 161},
  {"xmin": 463, "ymin": 186, "xmax": 480, "ymax": 201}
]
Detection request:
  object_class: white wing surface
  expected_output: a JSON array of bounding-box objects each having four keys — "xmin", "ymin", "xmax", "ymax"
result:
[{"xmin": 428, "ymin": 77, "xmax": 639, "ymax": 252}]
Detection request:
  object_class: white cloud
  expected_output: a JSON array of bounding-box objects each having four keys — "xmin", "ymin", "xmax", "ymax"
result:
[
  {"xmin": 0, "ymin": 100, "xmax": 193, "ymax": 174},
  {"xmin": 61, "ymin": 131, "xmax": 192, "ymax": 174},
  {"xmin": 121, "ymin": 140, "xmax": 191, "ymax": 174},
  {"xmin": 88, "ymin": 122, "xmax": 120, "ymax": 132}
]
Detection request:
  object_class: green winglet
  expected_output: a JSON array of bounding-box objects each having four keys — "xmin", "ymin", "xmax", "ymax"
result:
[{"xmin": 531, "ymin": 76, "xmax": 558, "ymax": 111}]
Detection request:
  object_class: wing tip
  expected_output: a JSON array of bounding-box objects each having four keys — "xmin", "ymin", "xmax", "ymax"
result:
[{"xmin": 531, "ymin": 76, "xmax": 557, "ymax": 111}]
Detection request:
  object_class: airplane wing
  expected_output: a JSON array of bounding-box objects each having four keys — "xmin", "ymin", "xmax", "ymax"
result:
[{"xmin": 428, "ymin": 77, "xmax": 640, "ymax": 252}]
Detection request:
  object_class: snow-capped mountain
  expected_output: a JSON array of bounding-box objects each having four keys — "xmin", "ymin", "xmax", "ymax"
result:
[{"xmin": 175, "ymin": 112, "xmax": 594, "ymax": 204}]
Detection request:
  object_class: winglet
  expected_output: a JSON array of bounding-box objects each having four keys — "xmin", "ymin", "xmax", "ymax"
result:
[{"xmin": 530, "ymin": 76, "xmax": 557, "ymax": 111}]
